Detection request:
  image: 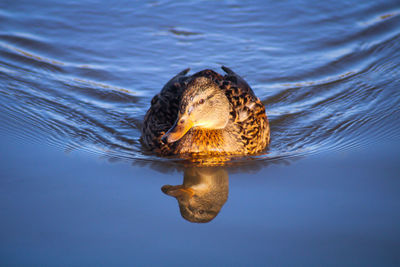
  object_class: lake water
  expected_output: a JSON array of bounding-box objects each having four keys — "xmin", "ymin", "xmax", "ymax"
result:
[{"xmin": 1, "ymin": 0, "xmax": 400, "ymax": 265}]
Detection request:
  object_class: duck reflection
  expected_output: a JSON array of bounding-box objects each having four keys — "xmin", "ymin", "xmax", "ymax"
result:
[{"xmin": 161, "ymin": 167, "xmax": 228, "ymax": 223}]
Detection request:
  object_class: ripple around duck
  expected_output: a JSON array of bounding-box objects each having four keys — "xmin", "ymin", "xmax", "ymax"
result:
[
  {"xmin": 0, "ymin": 2, "xmax": 400, "ymax": 171},
  {"xmin": 1, "ymin": 39, "xmax": 400, "ymax": 170},
  {"xmin": 0, "ymin": 43, "xmax": 65, "ymax": 74},
  {"xmin": 0, "ymin": 33, "xmax": 62, "ymax": 57}
]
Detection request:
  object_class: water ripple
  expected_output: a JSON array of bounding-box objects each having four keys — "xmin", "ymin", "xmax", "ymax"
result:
[{"xmin": 0, "ymin": 0, "xmax": 399, "ymax": 168}]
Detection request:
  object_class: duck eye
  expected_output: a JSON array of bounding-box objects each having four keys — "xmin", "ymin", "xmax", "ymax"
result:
[
  {"xmin": 199, "ymin": 99, "xmax": 205, "ymax": 104},
  {"xmin": 199, "ymin": 210, "xmax": 204, "ymax": 214}
]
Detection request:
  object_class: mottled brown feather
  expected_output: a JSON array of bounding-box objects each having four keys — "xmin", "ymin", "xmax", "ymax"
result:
[{"xmin": 141, "ymin": 66, "xmax": 270, "ymax": 156}]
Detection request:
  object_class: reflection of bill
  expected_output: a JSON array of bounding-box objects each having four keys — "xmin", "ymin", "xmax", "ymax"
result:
[{"xmin": 162, "ymin": 167, "xmax": 229, "ymax": 223}]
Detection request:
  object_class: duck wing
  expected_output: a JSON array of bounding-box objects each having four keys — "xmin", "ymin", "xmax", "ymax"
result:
[
  {"xmin": 141, "ymin": 68, "xmax": 191, "ymax": 154},
  {"xmin": 221, "ymin": 66, "xmax": 270, "ymax": 153},
  {"xmin": 221, "ymin": 66, "xmax": 257, "ymax": 100}
]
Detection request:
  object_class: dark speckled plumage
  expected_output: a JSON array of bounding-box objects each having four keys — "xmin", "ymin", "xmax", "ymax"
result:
[{"xmin": 141, "ymin": 66, "xmax": 270, "ymax": 156}]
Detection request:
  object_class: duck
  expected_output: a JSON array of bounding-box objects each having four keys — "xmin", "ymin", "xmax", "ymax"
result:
[{"xmin": 141, "ymin": 66, "xmax": 270, "ymax": 156}]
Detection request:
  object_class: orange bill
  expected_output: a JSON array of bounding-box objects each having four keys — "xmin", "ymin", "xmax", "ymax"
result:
[
  {"xmin": 161, "ymin": 117, "xmax": 193, "ymax": 143},
  {"xmin": 161, "ymin": 185, "xmax": 195, "ymax": 198}
]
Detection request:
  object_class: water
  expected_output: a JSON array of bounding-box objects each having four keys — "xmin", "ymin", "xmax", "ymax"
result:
[{"xmin": 1, "ymin": 0, "xmax": 400, "ymax": 265}]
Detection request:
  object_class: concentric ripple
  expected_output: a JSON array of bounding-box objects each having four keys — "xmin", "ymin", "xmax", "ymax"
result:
[{"xmin": 0, "ymin": 0, "xmax": 399, "ymax": 168}]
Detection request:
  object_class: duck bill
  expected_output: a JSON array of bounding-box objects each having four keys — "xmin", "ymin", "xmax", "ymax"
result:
[
  {"xmin": 161, "ymin": 117, "xmax": 193, "ymax": 143},
  {"xmin": 161, "ymin": 185, "xmax": 195, "ymax": 198}
]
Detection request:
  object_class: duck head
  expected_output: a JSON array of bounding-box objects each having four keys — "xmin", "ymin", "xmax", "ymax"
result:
[{"xmin": 161, "ymin": 76, "xmax": 230, "ymax": 143}]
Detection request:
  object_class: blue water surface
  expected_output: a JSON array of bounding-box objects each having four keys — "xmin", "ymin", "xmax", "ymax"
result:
[{"xmin": 1, "ymin": 0, "xmax": 400, "ymax": 265}]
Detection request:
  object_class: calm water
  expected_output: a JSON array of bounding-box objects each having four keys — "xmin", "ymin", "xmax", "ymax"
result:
[{"xmin": 1, "ymin": 0, "xmax": 400, "ymax": 265}]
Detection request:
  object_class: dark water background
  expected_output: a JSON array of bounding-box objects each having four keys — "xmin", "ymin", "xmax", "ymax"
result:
[{"xmin": 1, "ymin": 0, "xmax": 400, "ymax": 265}]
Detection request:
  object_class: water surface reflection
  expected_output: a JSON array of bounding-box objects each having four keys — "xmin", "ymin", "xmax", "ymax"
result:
[{"xmin": 162, "ymin": 167, "xmax": 229, "ymax": 223}]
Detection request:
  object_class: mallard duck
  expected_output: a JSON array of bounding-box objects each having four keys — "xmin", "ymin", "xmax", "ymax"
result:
[{"xmin": 141, "ymin": 66, "xmax": 270, "ymax": 156}]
